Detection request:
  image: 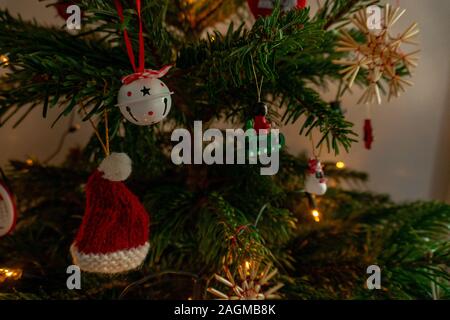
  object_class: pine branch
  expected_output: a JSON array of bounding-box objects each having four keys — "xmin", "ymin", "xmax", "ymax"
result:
[{"xmin": 324, "ymin": 0, "xmax": 360, "ymax": 29}]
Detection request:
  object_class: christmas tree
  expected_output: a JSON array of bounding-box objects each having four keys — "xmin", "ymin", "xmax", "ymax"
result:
[{"xmin": 0, "ymin": 0, "xmax": 448, "ymax": 300}]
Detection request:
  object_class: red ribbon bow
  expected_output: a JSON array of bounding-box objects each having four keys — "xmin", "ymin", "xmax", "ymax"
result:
[{"xmin": 121, "ymin": 65, "xmax": 172, "ymax": 85}]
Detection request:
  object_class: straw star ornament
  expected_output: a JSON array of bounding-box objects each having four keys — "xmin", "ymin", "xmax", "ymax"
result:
[
  {"xmin": 333, "ymin": 4, "xmax": 420, "ymax": 104},
  {"xmin": 207, "ymin": 262, "xmax": 284, "ymax": 300}
]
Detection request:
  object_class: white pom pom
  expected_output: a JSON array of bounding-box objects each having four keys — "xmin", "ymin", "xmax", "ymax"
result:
[{"xmin": 98, "ymin": 153, "xmax": 132, "ymax": 182}]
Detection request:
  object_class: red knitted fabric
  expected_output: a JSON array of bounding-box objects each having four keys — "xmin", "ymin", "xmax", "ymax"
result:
[{"xmin": 74, "ymin": 170, "xmax": 149, "ymax": 254}]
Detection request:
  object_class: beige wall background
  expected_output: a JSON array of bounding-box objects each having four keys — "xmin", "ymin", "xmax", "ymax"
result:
[
  {"xmin": 0, "ymin": 0, "xmax": 93, "ymax": 168},
  {"xmin": 0, "ymin": 0, "xmax": 449, "ymax": 202}
]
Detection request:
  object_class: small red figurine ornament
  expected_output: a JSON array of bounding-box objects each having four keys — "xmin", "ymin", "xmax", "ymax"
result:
[
  {"xmin": 247, "ymin": 0, "xmax": 307, "ymax": 18},
  {"xmin": 364, "ymin": 119, "xmax": 374, "ymax": 150},
  {"xmin": 253, "ymin": 102, "xmax": 271, "ymax": 135},
  {"xmin": 53, "ymin": 1, "xmax": 81, "ymax": 20}
]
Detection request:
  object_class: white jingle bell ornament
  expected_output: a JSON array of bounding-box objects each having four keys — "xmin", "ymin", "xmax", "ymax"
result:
[
  {"xmin": 305, "ymin": 158, "xmax": 327, "ymax": 196},
  {"xmin": 117, "ymin": 66, "xmax": 173, "ymax": 126},
  {"xmin": 0, "ymin": 181, "xmax": 17, "ymax": 237}
]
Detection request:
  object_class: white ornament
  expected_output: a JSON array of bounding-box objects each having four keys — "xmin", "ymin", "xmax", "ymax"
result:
[
  {"xmin": 0, "ymin": 181, "xmax": 16, "ymax": 237},
  {"xmin": 305, "ymin": 158, "xmax": 327, "ymax": 196},
  {"xmin": 98, "ymin": 152, "xmax": 132, "ymax": 182},
  {"xmin": 117, "ymin": 77, "xmax": 172, "ymax": 126}
]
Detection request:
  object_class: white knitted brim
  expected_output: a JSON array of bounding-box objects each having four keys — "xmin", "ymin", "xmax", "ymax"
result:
[{"xmin": 70, "ymin": 242, "xmax": 150, "ymax": 274}]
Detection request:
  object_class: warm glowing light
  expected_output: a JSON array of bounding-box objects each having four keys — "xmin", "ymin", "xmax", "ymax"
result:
[
  {"xmin": 26, "ymin": 159, "xmax": 34, "ymax": 166},
  {"xmin": 243, "ymin": 260, "xmax": 252, "ymax": 276},
  {"xmin": 0, "ymin": 55, "xmax": 8, "ymax": 66},
  {"xmin": 0, "ymin": 268, "xmax": 23, "ymax": 283},
  {"xmin": 336, "ymin": 161, "xmax": 345, "ymax": 169},
  {"xmin": 311, "ymin": 209, "xmax": 321, "ymax": 222}
]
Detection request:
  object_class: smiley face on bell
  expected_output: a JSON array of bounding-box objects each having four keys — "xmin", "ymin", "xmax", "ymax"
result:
[{"xmin": 117, "ymin": 77, "xmax": 173, "ymax": 126}]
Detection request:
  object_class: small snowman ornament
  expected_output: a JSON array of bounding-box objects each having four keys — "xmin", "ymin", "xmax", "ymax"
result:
[
  {"xmin": 117, "ymin": 66, "xmax": 173, "ymax": 126},
  {"xmin": 305, "ymin": 158, "xmax": 327, "ymax": 196},
  {"xmin": 0, "ymin": 181, "xmax": 17, "ymax": 238}
]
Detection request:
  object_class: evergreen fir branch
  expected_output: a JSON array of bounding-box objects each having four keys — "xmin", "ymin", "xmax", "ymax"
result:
[
  {"xmin": 286, "ymin": 201, "xmax": 449, "ymax": 299},
  {"xmin": 0, "ymin": 4, "xmax": 358, "ymax": 154}
]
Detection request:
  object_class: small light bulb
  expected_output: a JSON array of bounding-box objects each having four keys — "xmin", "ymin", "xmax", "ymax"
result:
[
  {"xmin": 336, "ymin": 161, "xmax": 345, "ymax": 169},
  {"xmin": 26, "ymin": 159, "xmax": 34, "ymax": 166},
  {"xmin": 311, "ymin": 209, "xmax": 321, "ymax": 222},
  {"xmin": 0, "ymin": 55, "xmax": 9, "ymax": 66},
  {"xmin": 245, "ymin": 261, "xmax": 251, "ymax": 270},
  {"xmin": 0, "ymin": 268, "xmax": 23, "ymax": 282}
]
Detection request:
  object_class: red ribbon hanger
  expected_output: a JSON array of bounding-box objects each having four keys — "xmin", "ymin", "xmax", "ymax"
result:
[
  {"xmin": 114, "ymin": 0, "xmax": 144, "ymax": 74},
  {"xmin": 114, "ymin": 0, "xmax": 172, "ymax": 85}
]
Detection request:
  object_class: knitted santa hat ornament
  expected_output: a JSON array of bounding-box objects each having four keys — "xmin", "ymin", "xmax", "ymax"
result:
[{"xmin": 71, "ymin": 153, "xmax": 150, "ymax": 274}]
